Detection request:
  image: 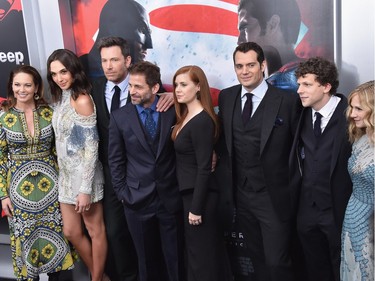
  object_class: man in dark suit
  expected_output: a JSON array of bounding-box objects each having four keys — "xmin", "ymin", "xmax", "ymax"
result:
[
  {"xmin": 218, "ymin": 42, "xmax": 301, "ymax": 281},
  {"xmin": 108, "ymin": 61, "xmax": 184, "ymax": 281},
  {"xmin": 91, "ymin": 36, "xmax": 173, "ymax": 281},
  {"xmin": 290, "ymin": 57, "xmax": 352, "ymax": 281}
]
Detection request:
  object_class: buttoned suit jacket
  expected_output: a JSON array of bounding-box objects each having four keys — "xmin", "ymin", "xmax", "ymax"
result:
[
  {"xmin": 108, "ymin": 102, "xmax": 182, "ymax": 213},
  {"xmin": 218, "ymin": 83, "xmax": 301, "ymax": 221},
  {"xmin": 289, "ymin": 94, "xmax": 352, "ymax": 228}
]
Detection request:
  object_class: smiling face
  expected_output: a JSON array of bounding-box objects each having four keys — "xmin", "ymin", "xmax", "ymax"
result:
[
  {"xmin": 49, "ymin": 60, "xmax": 74, "ymax": 90},
  {"xmin": 101, "ymin": 45, "xmax": 131, "ymax": 84},
  {"xmin": 129, "ymin": 73, "xmax": 158, "ymax": 108},
  {"xmin": 12, "ymin": 72, "xmax": 37, "ymax": 106},
  {"xmin": 297, "ymin": 73, "xmax": 331, "ymax": 111},
  {"xmin": 234, "ymin": 50, "xmax": 265, "ymax": 92},
  {"xmin": 349, "ymin": 94, "xmax": 369, "ymax": 129},
  {"xmin": 174, "ymin": 73, "xmax": 200, "ymax": 105}
]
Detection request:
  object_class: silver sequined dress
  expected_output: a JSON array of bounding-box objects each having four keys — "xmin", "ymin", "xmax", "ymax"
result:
[
  {"xmin": 341, "ymin": 135, "xmax": 374, "ymax": 281},
  {"xmin": 52, "ymin": 90, "xmax": 104, "ymax": 204}
]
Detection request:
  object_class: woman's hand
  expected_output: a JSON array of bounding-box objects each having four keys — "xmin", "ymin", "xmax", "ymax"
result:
[
  {"xmin": 188, "ymin": 212, "xmax": 202, "ymax": 226},
  {"xmin": 75, "ymin": 193, "xmax": 91, "ymax": 213},
  {"xmin": 1, "ymin": 197, "xmax": 13, "ymax": 218}
]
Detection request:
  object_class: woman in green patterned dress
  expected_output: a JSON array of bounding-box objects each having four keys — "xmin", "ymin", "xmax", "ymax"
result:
[{"xmin": 0, "ymin": 65, "xmax": 77, "ymax": 281}]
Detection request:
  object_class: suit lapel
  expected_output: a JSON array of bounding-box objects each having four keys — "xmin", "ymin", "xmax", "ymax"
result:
[
  {"xmin": 224, "ymin": 86, "xmax": 241, "ymax": 157},
  {"xmin": 260, "ymin": 89, "xmax": 281, "ymax": 155},
  {"xmin": 156, "ymin": 108, "xmax": 175, "ymax": 159},
  {"xmin": 127, "ymin": 105, "xmax": 153, "ymax": 154},
  {"xmin": 329, "ymin": 96, "xmax": 348, "ymax": 176},
  {"xmin": 97, "ymin": 78, "xmax": 110, "ymax": 122}
]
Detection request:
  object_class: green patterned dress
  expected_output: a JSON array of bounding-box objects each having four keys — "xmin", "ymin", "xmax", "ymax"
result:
[{"xmin": 0, "ymin": 106, "xmax": 77, "ymax": 281}]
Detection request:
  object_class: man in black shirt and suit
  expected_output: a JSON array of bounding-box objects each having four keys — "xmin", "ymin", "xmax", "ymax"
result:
[
  {"xmin": 108, "ymin": 61, "xmax": 184, "ymax": 281},
  {"xmin": 290, "ymin": 57, "xmax": 352, "ymax": 281},
  {"xmin": 218, "ymin": 42, "xmax": 301, "ymax": 281},
  {"xmin": 91, "ymin": 36, "xmax": 173, "ymax": 281}
]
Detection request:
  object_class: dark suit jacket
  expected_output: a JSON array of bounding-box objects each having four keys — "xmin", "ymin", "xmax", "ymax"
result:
[
  {"xmin": 218, "ymin": 82, "xmax": 301, "ymax": 221},
  {"xmin": 91, "ymin": 76, "xmax": 113, "ymax": 167},
  {"xmin": 108, "ymin": 102, "xmax": 182, "ymax": 213},
  {"xmin": 289, "ymin": 94, "xmax": 352, "ymax": 228}
]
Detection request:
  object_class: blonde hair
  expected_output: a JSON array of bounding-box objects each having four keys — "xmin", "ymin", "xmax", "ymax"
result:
[{"xmin": 346, "ymin": 80, "xmax": 374, "ymax": 144}]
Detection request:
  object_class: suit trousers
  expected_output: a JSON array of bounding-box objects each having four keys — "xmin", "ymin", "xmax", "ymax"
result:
[
  {"xmin": 236, "ymin": 187, "xmax": 294, "ymax": 281},
  {"xmin": 124, "ymin": 195, "xmax": 185, "ymax": 281},
  {"xmin": 102, "ymin": 165, "xmax": 138, "ymax": 281},
  {"xmin": 297, "ymin": 202, "xmax": 341, "ymax": 281}
]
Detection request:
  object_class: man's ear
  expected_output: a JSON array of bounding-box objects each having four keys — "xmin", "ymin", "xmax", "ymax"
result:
[
  {"xmin": 125, "ymin": 56, "xmax": 132, "ymax": 68},
  {"xmin": 152, "ymin": 83, "xmax": 160, "ymax": 95},
  {"xmin": 266, "ymin": 15, "xmax": 281, "ymax": 34},
  {"xmin": 323, "ymin": 83, "xmax": 332, "ymax": 94}
]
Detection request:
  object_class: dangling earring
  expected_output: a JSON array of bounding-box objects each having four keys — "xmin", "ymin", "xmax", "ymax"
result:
[
  {"xmin": 196, "ymin": 91, "xmax": 201, "ymax": 100},
  {"xmin": 34, "ymin": 93, "xmax": 40, "ymax": 100}
]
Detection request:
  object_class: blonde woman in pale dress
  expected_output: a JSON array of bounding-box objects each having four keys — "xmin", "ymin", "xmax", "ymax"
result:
[{"xmin": 341, "ymin": 80, "xmax": 374, "ymax": 281}]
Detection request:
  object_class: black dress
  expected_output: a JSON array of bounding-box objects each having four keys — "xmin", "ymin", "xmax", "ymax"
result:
[{"xmin": 174, "ymin": 110, "xmax": 228, "ymax": 281}]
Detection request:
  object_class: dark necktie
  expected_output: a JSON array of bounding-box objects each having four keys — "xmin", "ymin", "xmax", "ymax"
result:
[
  {"xmin": 144, "ymin": 108, "xmax": 156, "ymax": 139},
  {"xmin": 242, "ymin": 93, "xmax": 254, "ymax": 124},
  {"xmin": 111, "ymin": 85, "xmax": 121, "ymax": 112},
  {"xmin": 314, "ymin": 112, "xmax": 322, "ymax": 137}
]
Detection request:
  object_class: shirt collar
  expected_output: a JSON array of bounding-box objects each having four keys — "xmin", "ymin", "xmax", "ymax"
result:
[
  {"xmin": 107, "ymin": 74, "xmax": 130, "ymax": 93},
  {"xmin": 241, "ymin": 79, "xmax": 268, "ymax": 100},
  {"xmin": 312, "ymin": 95, "xmax": 341, "ymax": 118},
  {"xmin": 135, "ymin": 96, "xmax": 159, "ymax": 114}
]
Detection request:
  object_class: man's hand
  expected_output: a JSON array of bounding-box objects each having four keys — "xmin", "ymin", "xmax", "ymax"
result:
[{"xmin": 156, "ymin": 92, "xmax": 174, "ymax": 112}]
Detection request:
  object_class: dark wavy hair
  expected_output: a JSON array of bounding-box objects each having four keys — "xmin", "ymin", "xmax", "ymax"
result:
[
  {"xmin": 2, "ymin": 65, "xmax": 47, "ymax": 111},
  {"xmin": 233, "ymin": 42, "xmax": 265, "ymax": 65},
  {"xmin": 238, "ymin": 0, "xmax": 301, "ymax": 45},
  {"xmin": 97, "ymin": 36, "xmax": 131, "ymax": 59},
  {"xmin": 295, "ymin": 57, "xmax": 339, "ymax": 94},
  {"xmin": 171, "ymin": 65, "xmax": 219, "ymax": 141},
  {"xmin": 128, "ymin": 61, "xmax": 160, "ymax": 88},
  {"xmin": 47, "ymin": 49, "xmax": 92, "ymax": 103}
]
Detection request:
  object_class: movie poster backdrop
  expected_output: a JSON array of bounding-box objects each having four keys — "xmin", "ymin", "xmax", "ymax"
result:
[
  {"xmin": 59, "ymin": 0, "xmax": 335, "ymax": 279},
  {"xmin": 0, "ymin": 0, "xmax": 29, "ymax": 98}
]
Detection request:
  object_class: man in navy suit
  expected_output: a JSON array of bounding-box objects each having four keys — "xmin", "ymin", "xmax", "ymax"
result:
[
  {"xmin": 108, "ymin": 61, "xmax": 184, "ymax": 281},
  {"xmin": 91, "ymin": 36, "xmax": 173, "ymax": 281},
  {"xmin": 218, "ymin": 42, "xmax": 301, "ymax": 281},
  {"xmin": 290, "ymin": 57, "xmax": 352, "ymax": 281}
]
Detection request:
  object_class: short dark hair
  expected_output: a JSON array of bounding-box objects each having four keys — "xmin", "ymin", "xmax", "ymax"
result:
[
  {"xmin": 97, "ymin": 36, "xmax": 131, "ymax": 59},
  {"xmin": 238, "ymin": 0, "xmax": 301, "ymax": 44},
  {"xmin": 233, "ymin": 42, "xmax": 265, "ymax": 65},
  {"xmin": 128, "ymin": 61, "xmax": 160, "ymax": 89},
  {"xmin": 295, "ymin": 57, "xmax": 339, "ymax": 94}
]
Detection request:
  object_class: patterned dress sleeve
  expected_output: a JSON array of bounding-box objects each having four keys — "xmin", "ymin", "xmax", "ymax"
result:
[
  {"xmin": 67, "ymin": 110, "xmax": 100, "ymax": 195},
  {"xmin": 0, "ymin": 111, "xmax": 9, "ymax": 199}
]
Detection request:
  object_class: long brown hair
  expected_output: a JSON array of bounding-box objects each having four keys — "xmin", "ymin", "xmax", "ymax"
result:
[
  {"xmin": 46, "ymin": 49, "xmax": 92, "ymax": 103},
  {"xmin": 346, "ymin": 80, "xmax": 374, "ymax": 144},
  {"xmin": 2, "ymin": 65, "xmax": 47, "ymax": 111},
  {"xmin": 171, "ymin": 65, "xmax": 219, "ymax": 141}
]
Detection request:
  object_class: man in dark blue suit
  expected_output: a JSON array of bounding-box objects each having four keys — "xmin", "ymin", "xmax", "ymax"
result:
[
  {"xmin": 108, "ymin": 61, "xmax": 184, "ymax": 281},
  {"xmin": 218, "ymin": 42, "xmax": 301, "ymax": 281},
  {"xmin": 91, "ymin": 36, "xmax": 173, "ymax": 281}
]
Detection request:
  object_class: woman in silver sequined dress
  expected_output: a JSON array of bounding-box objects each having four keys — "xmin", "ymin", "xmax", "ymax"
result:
[
  {"xmin": 46, "ymin": 49, "xmax": 108, "ymax": 281},
  {"xmin": 341, "ymin": 80, "xmax": 374, "ymax": 281}
]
